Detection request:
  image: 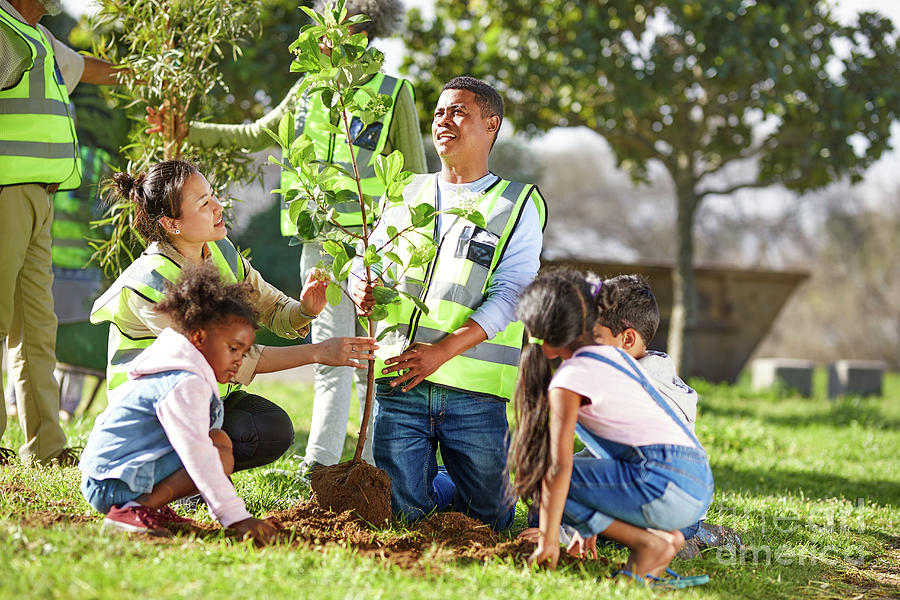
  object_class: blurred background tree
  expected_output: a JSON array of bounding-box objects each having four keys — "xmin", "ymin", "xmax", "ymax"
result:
[
  {"xmin": 402, "ymin": 0, "xmax": 900, "ymax": 375},
  {"xmin": 84, "ymin": 0, "xmax": 299, "ymax": 275}
]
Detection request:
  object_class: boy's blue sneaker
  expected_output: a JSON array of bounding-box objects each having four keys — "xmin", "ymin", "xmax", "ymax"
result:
[{"xmin": 432, "ymin": 466, "xmax": 455, "ymax": 510}]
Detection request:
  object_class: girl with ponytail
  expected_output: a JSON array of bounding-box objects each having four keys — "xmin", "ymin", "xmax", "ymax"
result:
[{"xmin": 510, "ymin": 270, "xmax": 713, "ymax": 587}]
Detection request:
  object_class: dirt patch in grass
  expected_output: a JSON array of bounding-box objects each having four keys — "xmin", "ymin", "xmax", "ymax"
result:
[
  {"xmin": 266, "ymin": 499, "xmax": 590, "ymax": 572},
  {"xmin": 309, "ymin": 459, "xmax": 392, "ymax": 527},
  {"xmin": 1, "ymin": 495, "xmax": 594, "ymax": 573},
  {"xmin": 837, "ymin": 540, "xmax": 900, "ymax": 599},
  {"xmin": 18, "ymin": 510, "xmax": 98, "ymax": 529}
]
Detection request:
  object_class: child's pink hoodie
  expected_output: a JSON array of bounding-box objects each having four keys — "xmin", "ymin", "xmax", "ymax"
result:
[{"xmin": 125, "ymin": 327, "xmax": 252, "ymax": 526}]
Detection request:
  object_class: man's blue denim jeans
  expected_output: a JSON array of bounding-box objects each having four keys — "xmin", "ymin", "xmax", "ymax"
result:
[
  {"xmin": 373, "ymin": 381, "xmax": 515, "ymax": 530},
  {"xmin": 564, "ymin": 425, "xmax": 714, "ymax": 539}
]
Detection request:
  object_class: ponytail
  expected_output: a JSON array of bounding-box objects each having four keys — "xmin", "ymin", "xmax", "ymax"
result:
[
  {"xmin": 509, "ymin": 269, "xmax": 597, "ymax": 507},
  {"xmin": 509, "ymin": 342, "xmax": 553, "ymax": 505}
]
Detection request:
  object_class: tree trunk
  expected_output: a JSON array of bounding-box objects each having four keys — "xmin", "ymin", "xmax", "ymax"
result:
[
  {"xmin": 354, "ymin": 317, "xmax": 376, "ymax": 461},
  {"xmin": 669, "ymin": 182, "xmax": 700, "ymax": 377}
]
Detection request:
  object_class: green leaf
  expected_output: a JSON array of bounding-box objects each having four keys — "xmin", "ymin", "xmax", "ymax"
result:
[
  {"xmin": 326, "ymin": 281, "xmax": 342, "ymax": 306},
  {"xmin": 332, "ymin": 252, "xmax": 348, "ymax": 279},
  {"xmin": 370, "ymin": 304, "xmax": 388, "ymax": 321},
  {"xmin": 399, "ymin": 290, "xmax": 430, "ymax": 315},
  {"xmin": 262, "ymin": 126, "xmax": 283, "ymax": 150},
  {"xmin": 410, "ymin": 203, "xmax": 437, "ymax": 228},
  {"xmin": 385, "ymin": 150, "xmax": 404, "ymax": 182},
  {"xmin": 334, "ymin": 189, "xmax": 359, "ymax": 206},
  {"xmin": 295, "ymin": 210, "xmax": 319, "ymax": 240},
  {"xmin": 407, "ymin": 243, "xmax": 437, "ymax": 268},
  {"xmin": 322, "ymin": 240, "xmax": 343, "ymax": 257},
  {"xmin": 363, "ymin": 244, "xmax": 380, "ymax": 267},
  {"xmin": 376, "ymin": 323, "xmax": 405, "ymax": 341},
  {"xmin": 374, "ymin": 153, "xmax": 388, "ymax": 187},
  {"xmin": 267, "ymin": 155, "xmax": 294, "ymax": 172},
  {"xmin": 386, "ymin": 225, "xmax": 398, "ymax": 240},
  {"xmin": 383, "ymin": 250, "xmax": 402, "ymax": 266},
  {"xmin": 278, "ymin": 112, "xmax": 295, "ymax": 150},
  {"xmin": 445, "ymin": 207, "xmax": 487, "ymax": 229},
  {"xmin": 372, "ymin": 286, "xmax": 400, "ymax": 304}
]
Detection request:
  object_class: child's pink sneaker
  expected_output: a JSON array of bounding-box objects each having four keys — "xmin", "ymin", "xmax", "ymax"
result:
[{"xmin": 103, "ymin": 505, "xmax": 172, "ymax": 537}]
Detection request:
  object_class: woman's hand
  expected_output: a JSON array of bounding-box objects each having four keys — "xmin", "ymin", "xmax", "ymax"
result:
[
  {"xmin": 566, "ymin": 530, "xmax": 598, "ymax": 559},
  {"xmin": 313, "ymin": 336, "xmax": 377, "ymax": 368},
  {"xmin": 231, "ymin": 516, "xmax": 283, "ymax": 546},
  {"xmin": 528, "ymin": 535, "xmax": 561, "ymax": 570},
  {"xmin": 298, "ymin": 268, "xmax": 329, "ymax": 319}
]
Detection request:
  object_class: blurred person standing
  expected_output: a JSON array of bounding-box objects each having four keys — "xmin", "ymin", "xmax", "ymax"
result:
[{"xmin": 0, "ymin": 0, "xmax": 117, "ymax": 464}]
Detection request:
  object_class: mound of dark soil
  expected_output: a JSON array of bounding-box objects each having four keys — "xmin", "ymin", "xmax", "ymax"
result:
[{"xmin": 309, "ymin": 459, "xmax": 392, "ymax": 526}]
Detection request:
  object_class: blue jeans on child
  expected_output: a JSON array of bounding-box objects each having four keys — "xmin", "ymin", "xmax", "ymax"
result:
[
  {"xmin": 564, "ymin": 425, "xmax": 714, "ymax": 539},
  {"xmin": 81, "ymin": 450, "xmax": 184, "ymax": 514},
  {"xmin": 372, "ymin": 381, "xmax": 515, "ymax": 530}
]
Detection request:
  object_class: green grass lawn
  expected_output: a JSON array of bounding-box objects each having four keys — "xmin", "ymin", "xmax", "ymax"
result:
[{"xmin": 1, "ymin": 371, "xmax": 898, "ymax": 599}]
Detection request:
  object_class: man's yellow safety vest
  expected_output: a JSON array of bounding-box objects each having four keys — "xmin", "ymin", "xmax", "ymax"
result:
[
  {"xmin": 0, "ymin": 8, "xmax": 81, "ymax": 189},
  {"xmin": 374, "ymin": 174, "xmax": 547, "ymax": 401}
]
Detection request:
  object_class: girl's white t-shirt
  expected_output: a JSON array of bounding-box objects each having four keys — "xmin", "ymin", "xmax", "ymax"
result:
[{"xmin": 548, "ymin": 345, "xmax": 695, "ymax": 448}]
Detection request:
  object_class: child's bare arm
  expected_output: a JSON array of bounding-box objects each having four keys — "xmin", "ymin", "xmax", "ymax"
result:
[{"xmin": 530, "ymin": 387, "xmax": 581, "ymax": 568}]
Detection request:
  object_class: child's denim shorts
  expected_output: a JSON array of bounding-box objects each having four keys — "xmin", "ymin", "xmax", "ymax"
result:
[{"xmin": 81, "ymin": 451, "xmax": 184, "ymax": 514}]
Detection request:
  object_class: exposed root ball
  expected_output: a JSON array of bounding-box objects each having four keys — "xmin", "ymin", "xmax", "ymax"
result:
[{"xmin": 309, "ymin": 459, "xmax": 392, "ymax": 526}]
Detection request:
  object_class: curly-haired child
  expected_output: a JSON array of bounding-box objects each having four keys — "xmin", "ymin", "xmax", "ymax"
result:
[{"xmin": 79, "ymin": 263, "xmax": 282, "ymax": 544}]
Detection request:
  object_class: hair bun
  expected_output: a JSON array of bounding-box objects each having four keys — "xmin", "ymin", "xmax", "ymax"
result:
[{"xmin": 113, "ymin": 171, "xmax": 135, "ymax": 197}]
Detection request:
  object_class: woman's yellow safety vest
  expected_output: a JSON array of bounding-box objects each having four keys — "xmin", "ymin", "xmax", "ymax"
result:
[
  {"xmin": 90, "ymin": 239, "xmax": 246, "ymax": 396},
  {"xmin": 279, "ymin": 73, "xmax": 410, "ymax": 234},
  {"xmin": 0, "ymin": 9, "xmax": 81, "ymax": 189},
  {"xmin": 374, "ymin": 174, "xmax": 547, "ymax": 401}
]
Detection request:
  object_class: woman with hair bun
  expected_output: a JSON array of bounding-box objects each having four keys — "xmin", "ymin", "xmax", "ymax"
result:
[{"xmin": 91, "ymin": 160, "xmax": 377, "ymax": 472}]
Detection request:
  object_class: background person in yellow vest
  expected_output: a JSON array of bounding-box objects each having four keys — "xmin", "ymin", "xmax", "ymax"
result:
[
  {"xmin": 146, "ymin": 0, "xmax": 426, "ymax": 476},
  {"xmin": 4, "ymin": 145, "xmax": 111, "ymax": 421},
  {"xmin": 354, "ymin": 77, "xmax": 547, "ymax": 530},
  {"xmin": 90, "ymin": 160, "xmax": 377, "ymax": 472},
  {"xmin": 0, "ymin": 0, "xmax": 119, "ymax": 465}
]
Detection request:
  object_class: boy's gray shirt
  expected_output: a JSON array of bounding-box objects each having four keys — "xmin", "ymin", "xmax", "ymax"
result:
[{"xmin": 638, "ymin": 350, "xmax": 698, "ymax": 432}]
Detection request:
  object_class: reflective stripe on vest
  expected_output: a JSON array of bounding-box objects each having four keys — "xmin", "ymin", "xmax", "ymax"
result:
[
  {"xmin": 279, "ymin": 74, "xmax": 406, "ymax": 235},
  {"xmin": 0, "ymin": 9, "xmax": 81, "ymax": 188},
  {"xmin": 90, "ymin": 239, "xmax": 246, "ymax": 394},
  {"xmin": 374, "ymin": 174, "xmax": 548, "ymax": 401}
]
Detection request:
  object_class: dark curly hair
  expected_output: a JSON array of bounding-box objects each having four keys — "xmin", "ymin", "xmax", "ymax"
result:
[
  {"xmin": 110, "ymin": 160, "xmax": 199, "ymax": 242},
  {"xmin": 596, "ymin": 274, "xmax": 659, "ymax": 347},
  {"xmin": 154, "ymin": 262, "xmax": 259, "ymax": 333}
]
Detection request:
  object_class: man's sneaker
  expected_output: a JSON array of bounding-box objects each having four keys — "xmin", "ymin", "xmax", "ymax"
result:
[
  {"xmin": 0, "ymin": 447, "xmax": 17, "ymax": 466},
  {"xmin": 157, "ymin": 505, "xmax": 195, "ymax": 525},
  {"xmin": 103, "ymin": 505, "xmax": 172, "ymax": 537},
  {"xmin": 296, "ymin": 457, "xmax": 323, "ymax": 485},
  {"xmin": 264, "ymin": 457, "xmax": 322, "ymax": 485}
]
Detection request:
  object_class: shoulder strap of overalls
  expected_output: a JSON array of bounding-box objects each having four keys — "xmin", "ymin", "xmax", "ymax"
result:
[{"xmin": 579, "ymin": 349, "xmax": 703, "ymax": 450}]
